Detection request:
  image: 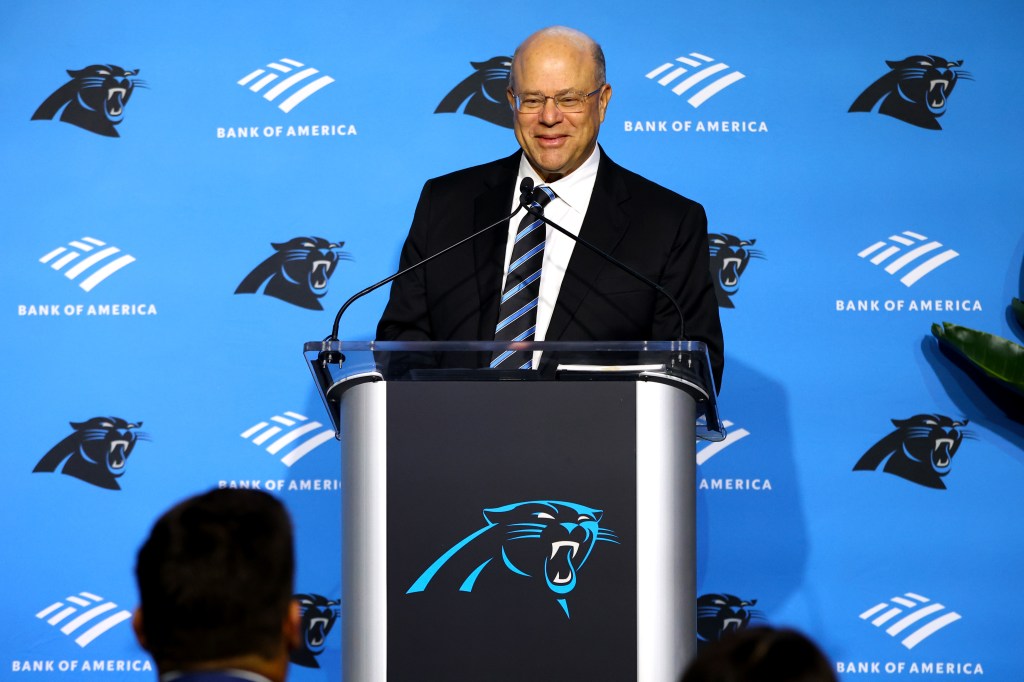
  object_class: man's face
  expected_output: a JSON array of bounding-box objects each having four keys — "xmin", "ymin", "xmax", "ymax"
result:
[{"xmin": 507, "ymin": 37, "xmax": 611, "ymax": 182}]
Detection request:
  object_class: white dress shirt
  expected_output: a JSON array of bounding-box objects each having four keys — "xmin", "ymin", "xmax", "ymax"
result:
[{"xmin": 502, "ymin": 146, "xmax": 601, "ymax": 365}]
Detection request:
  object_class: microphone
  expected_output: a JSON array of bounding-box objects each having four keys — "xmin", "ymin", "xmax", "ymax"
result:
[
  {"xmin": 522, "ymin": 188, "xmax": 687, "ymax": 341},
  {"xmin": 519, "ymin": 176, "xmax": 536, "ymax": 206},
  {"xmin": 319, "ymin": 178, "xmax": 537, "ymax": 366}
]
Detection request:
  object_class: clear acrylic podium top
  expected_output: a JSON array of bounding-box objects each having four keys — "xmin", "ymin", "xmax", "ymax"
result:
[{"xmin": 304, "ymin": 339, "xmax": 724, "ymax": 441}]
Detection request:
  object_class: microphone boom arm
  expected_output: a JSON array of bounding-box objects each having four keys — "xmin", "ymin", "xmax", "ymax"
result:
[
  {"xmin": 326, "ymin": 179, "xmax": 539, "ymax": 345},
  {"xmin": 522, "ymin": 201, "xmax": 687, "ymax": 340}
]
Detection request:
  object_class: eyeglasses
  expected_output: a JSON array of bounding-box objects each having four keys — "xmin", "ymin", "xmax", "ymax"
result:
[{"xmin": 510, "ymin": 86, "xmax": 604, "ymax": 114}]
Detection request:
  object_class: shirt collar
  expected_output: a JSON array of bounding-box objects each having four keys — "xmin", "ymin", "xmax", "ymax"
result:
[{"xmin": 517, "ymin": 145, "xmax": 601, "ymax": 216}]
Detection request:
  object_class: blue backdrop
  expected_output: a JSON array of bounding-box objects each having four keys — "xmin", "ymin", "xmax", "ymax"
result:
[{"xmin": 3, "ymin": 1, "xmax": 1023, "ymax": 679}]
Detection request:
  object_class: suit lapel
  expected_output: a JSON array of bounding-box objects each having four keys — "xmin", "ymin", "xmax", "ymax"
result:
[
  {"xmin": 546, "ymin": 152, "xmax": 631, "ymax": 340},
  {"xmin": 473, "ymin": 152, "xmax": 521, "ymax": 339}
]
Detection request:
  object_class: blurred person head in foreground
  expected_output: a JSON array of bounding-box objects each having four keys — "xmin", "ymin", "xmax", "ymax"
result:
[
  {"xmin": 133, "ymin": 488, "xmax": 300, "ymax": 682},
  {"xmin": 682, "ymin": 626, "xmax": 837, "ymax": 682}
]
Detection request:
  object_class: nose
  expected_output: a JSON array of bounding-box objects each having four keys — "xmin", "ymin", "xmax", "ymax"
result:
[{"xmin": 539, "ymin": 97, "xmax": 564, "ymax": 125}]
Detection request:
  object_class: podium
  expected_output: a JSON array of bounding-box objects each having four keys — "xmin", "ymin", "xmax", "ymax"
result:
[{"xmin": 304, "ymin": 340, "xmax": 723, "ymax": 682}]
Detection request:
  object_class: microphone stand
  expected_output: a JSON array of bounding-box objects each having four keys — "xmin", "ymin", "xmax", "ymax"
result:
[
  {"xmin": 319, "ymin": 179, "xmax": 539, "ymax": 368},
  {"xmin": 520, "ymin": 199, "xmax": 689, "ymax": 371}
]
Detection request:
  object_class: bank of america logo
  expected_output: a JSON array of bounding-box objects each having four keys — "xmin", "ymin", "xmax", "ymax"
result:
[
  {"xmin": 696, "ymin": 420, "xmax": 750, "ymax": 465},
  {"xmin": 39, "ymin": 237, "xmax": 136, "ymax": 292},
  {"xmin": 646, "ymin": 53, "xmax": 745, "ymax": 107},
  {"xmin": 241, "ymin": 411, "xmax": 334, "ymax": 466},
  {"xmin": 237, "ymin": 58, "xmax": 335, "ymax": 113},
  {"xmin": 35, "ymin": 591, "xmax": 132, "ymax": 647},
  {"xmin": 858, "ymin": 231, "xmax": 959, "ymax": 287},
  {"xmin": 859, "ymin": 592, "xmax": 961, "ymax": 649}
]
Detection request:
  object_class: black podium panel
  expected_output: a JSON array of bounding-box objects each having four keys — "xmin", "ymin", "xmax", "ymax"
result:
[{"xmin": 386, "ymin": 381, "xmax": 638, "ymax": 681}]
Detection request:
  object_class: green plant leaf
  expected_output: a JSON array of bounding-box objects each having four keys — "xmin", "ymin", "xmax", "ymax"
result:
[
  {"xmin": 931, "ymin": 321, "xmax": 1024, "ymax": 396},
  {"xmin": 1013, "ymin": 297, "xmax": 1024, "ymax": 328}
]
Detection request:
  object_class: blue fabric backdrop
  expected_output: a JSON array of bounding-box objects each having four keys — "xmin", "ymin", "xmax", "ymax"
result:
[{"xmin": 2, "ymin": 1, "xmax": 1022, "ymax": 679}]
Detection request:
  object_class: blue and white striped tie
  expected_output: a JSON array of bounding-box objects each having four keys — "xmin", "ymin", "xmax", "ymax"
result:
[{"xmin": 491, "ymin": 186, "xmax": 555, "ymax": 369}]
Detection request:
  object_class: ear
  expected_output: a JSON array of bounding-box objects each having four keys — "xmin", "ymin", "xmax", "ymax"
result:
[
  {"xmin": 597, "ymin": 84, "xmax": 612, "ymax": 124},
  {"xmin": 284, "ymin": 599, "xmax": 302, "ymax": 652},
  {"xmin": 132, "ymin": 608, "xmax": 148, "ymax": 650}
]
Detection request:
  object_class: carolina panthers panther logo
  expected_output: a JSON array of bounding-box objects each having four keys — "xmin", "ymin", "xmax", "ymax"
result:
[
  {"xmin": 435, "ymin": 56, "xmax": 513, "ymax": 129},
  {"xmin": 407, "ymin": 500, "xmax": 618, "ymax": 618},
  {"xmin": 696, "ymin": 593, "xmax": 764, "ymax": 649},
  {"xmin": 235, "ymin": 237, "xmax": 351, "ymax": 310},
  {"xmin": 32, "ymin": 417, "xmax": 149, "ymax": 490},
  {"xmin": 708, "ymin": 234, "xmax": 764, "ymax": 308},
  {"xmin": 853, "ymin": 414, "xmax": 972, "ymax": 489},
  {"xmin": 289, "ymin": 593, "xmax": 340, "ymax": 669},
  {"xmin": 32, "ymin": 65, "xmax": 146, "ymax": 137},
  {"xmin": 849, "ymin": 55, "xmax": 972, "ymax": 130}
]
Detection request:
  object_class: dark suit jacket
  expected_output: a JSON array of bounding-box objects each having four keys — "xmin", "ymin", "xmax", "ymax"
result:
[{"xmin": 377, "ymin": 149, "xmax": 724, "ymax": 391}]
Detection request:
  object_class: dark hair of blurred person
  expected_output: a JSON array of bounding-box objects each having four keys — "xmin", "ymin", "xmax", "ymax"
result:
[
  {"xmin": 682, "ymin": 626, "xmax": 837, "ymax": 682},
  {"xmin": 133, "ymin": 488, "xmax": 300, "ymax": 682}
]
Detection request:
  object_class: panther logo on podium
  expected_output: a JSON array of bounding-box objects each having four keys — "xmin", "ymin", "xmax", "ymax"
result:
[
  {"xmin": 435, "ymin": 56, "xmax": 514, "ymax": 129},
  {"xmin": 32, "ymin": 65, "xmax": 146, "ymax": 137},
  {"xmin": 407, "ymin": 500, "xmax": 618, "ymax": 618},
  {"xmin": 32, "ymin": 417, "xmax": 149, "ymax": 490},
  {"xmin": 696, "ymin": 593, "xmax": 764, "ymax": 649},
  {"xmin": 708, "ymin": 233, "xmax": 764, "ymax": 308},
  {"xmin": 289, "ymin": 593, "xmax": 340, "ymax": 669},
  {"xmin": 853, "ymin": 414, "xmax": 971, "ymax": 489},
  {"xmin": 849, "ymin": 55, "xmax": 972, "ymax": 130},
  {"xmin": 235, "ymin": 237, "xmax": 351, "ymax": 310}
]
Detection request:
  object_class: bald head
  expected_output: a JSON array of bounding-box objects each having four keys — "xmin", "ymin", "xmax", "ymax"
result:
[
  {"xmin": 506, "ymin": 26, "xmax": 612, "ymax": 182},
  {"xmin": 510, "ymin": 26, "xmax": 606, "ymax": 90}
]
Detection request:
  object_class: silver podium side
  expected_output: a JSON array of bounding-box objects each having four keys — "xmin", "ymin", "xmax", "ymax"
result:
[
  {"xmin": 340, "ymin": 381, "xmax": 387, "ymax": 682},
  {"xmin": 637, "ymin": 380, "xmax": 697, "ymax": 680}
]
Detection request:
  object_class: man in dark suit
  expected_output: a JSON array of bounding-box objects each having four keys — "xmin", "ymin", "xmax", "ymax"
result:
[
  {"xmin": 378, "ymin": 26, "xmax": 723, "ymax": 391},
  {"xmin": 132, "ymin": 489, "xmax": 299, "ymax": 682}
]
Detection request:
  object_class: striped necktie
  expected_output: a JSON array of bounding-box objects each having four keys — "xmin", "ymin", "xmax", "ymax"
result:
[{"xmin": 490, "ymin": 186, "xmax": 555, "ymax": 369}]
